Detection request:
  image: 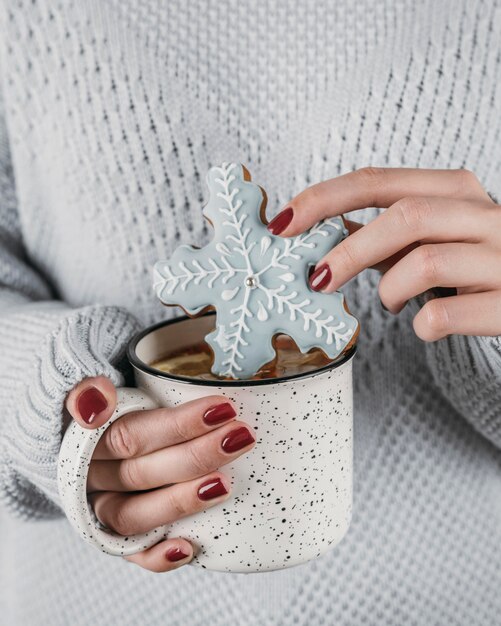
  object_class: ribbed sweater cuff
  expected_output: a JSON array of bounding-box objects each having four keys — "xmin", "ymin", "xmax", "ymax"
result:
[
  {"xmin": 0, "ymin": 305, "xmax": 140, "ymax": 520},
  {"xmin": 410, "ymin": 294, "xmax": 501, "ymax": 448}
]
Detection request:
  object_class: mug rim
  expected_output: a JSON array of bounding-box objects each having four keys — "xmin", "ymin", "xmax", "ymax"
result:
[{"xmin": 128, "ymin": 313, "xmax": 357, "ymax": 388}]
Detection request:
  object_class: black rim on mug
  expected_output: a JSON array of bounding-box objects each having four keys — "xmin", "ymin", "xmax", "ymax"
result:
[{"xmin": 128, "ymin": 312, "xmax": 357, "ymax": 388}]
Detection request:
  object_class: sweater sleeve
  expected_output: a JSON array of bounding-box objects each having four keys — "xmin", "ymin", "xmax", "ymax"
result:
[
  {"xmin": 411, "ymin": 292, "xmax": 501, "ymax": 449},
  {"xmin": 0, "ymin": 75, "xmax": 140, "ymax": 520}
]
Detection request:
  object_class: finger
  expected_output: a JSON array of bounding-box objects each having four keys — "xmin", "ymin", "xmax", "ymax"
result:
[
  {"xmin": 271, "ymin": 167, "xmax": 490, "ymax": 237},
  {"xmin": 93, "ymin": 395, "xmax": 237, "ymax": 460},
  {"xmin": 125, "ymin": 538, "xmax": 194, "ymax": 572},
  {"xmin": 65, "ymin": 376, "xmax": 117, "ymax": 430},
  {"xmin": 413, "ymin": 290, "xmax": 501, "ymax": 341},
  {"xmin": 345, "ymin": 218, "xmax": 417, "ymax": 273},
  {"xmin": 88, "ymin": 421, "xmax": 256, "ymax": 492},
  {"xmin": 126, "ymin": 538, "xmax": 193, "ymax": 572},
  {"xmin": 91, "ymin": 472, "xmax": 230, "ymax": 535},
  {"xmin": 379, "ymin": 243, "xmax": 501, "ymax": 313},
  {"xmin": 309, "ymin": 196, "xmax": 495, "ymax": 292}
]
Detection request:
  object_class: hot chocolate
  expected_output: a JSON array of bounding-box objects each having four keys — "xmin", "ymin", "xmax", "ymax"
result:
[{"xmin": 150, "ymin": 335, "xmax": 334, "ymax": 381}]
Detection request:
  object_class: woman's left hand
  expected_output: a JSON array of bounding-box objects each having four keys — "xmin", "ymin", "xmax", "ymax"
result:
[{"xmin": 267, "ymin": 167, "xmax": 501, "ymax": 341}]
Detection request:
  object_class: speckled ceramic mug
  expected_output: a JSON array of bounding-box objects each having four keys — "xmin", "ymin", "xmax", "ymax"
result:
[{"xmin": 58, "ymin": 314, "xmax": 355, "ymax": 573}]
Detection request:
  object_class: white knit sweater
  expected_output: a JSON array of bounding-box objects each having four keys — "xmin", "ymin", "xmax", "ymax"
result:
[{"xmin": 1, "ymin": 1, "xmax": 501, "ymax": 624}]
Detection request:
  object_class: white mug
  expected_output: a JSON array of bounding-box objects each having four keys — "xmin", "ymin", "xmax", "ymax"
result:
[{"xmin": 58, "ymin": 314, "xmax": 355, "ymax": 573}]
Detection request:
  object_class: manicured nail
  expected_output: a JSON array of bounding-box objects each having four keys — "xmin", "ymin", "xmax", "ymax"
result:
[
  {"xmin": 197, "ymin": 477, "xmax": 229, "ymax": 501},
  {"xmin": 267, "ymin": 207, "xmax": 293, "ymax": 235},
  {"xmin": 166, "ymin": 547, "xmax": 190, "ymax": 562},
  {"xmin": 203, "ymin": 402, "xmax": 237, "ymax": 425},
  {"xmin": 77, "ymin": 386, "xmax": 108, "ymax": 424},
  {"xmin": 221, "ymin": 426, "xmax": 255, "ymax": 453},
  {"xmin": 309, "ymin": 264, "xmax": 332, "ymax": 291}
]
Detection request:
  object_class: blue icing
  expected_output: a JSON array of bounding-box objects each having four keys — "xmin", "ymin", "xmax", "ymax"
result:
[{"xmin": 154, "ymin": 163, "xmax": 359, "ymax": 379}]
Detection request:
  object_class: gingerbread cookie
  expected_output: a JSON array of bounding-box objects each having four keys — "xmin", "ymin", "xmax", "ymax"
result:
[{"xmin": 153, "ymin": 163, "xmax": 359, "ymax": 380}]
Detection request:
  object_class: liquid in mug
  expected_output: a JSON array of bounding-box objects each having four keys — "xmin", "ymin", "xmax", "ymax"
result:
[{"xmin": 150, "ymin": 334, "xmax": 335, "ymax": 380}]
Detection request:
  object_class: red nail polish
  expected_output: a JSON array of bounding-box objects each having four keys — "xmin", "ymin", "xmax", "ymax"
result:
[
  {"xmin": 203, "ymin": 402, "xmax": 237, "ymax": 425},
  {"xmin": 221, "ymin": 426, "xmax": 255, "ymax": 454},
  {"xmin": 309, "ymin": 264, "xmax": 332, "ymax": 291},
  {"xmin": 166, "ymin": 547, "xmax": 189, "ymax": 562},
  {"xmin": 197, "ymin": 477, "xmax": 229, "ymax": 501},
  {"xmin": 76, "ymin": 387, "xmax": 108, "ymax": 424},
  {"xmin": 267, "ymin": 207, "xmax": 293, "ymax": 235}
]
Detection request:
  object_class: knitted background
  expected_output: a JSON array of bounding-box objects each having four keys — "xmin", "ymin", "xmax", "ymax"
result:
[{"xmin": 0, "ymin": 1, "xmax": 501, "ymax": 624}]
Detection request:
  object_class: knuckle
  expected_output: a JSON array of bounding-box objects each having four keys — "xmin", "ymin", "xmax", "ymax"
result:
[
  {"xmin": 186, "ymin": 441, "xmax": 214, "ymax": 476},
  {"xmin": 423, "ymin": 299, "xmax": 450, "ymax": 336},
  {"xmin": 454, "ymin": 168, "xmax": 480, "ymax": 195},
  {"xmin": 336, "ymin": 239, "xmax": 358, "ymax": 272},
  {"xmin": 171, "ymin": 412, "xmax": 193, "ymax": 442},
  {"xmin": 356, "ymin": 167, "xmax": 389, "ymax": 204},
  {"xmin": 107, "ymin": 419, "xmax": 138, "ymax": 459},
  {"xmin": 296, "ymin": 183, "xmax": 324, "ymax": 211},
  {"xmin": 109, "ymin": 502, "xmax": 134, "ymax": 536},
  {"xmin": 395, "ymin": 196, "xmax": 432, "ymax": 231},
  {"xmin": 357, "ymin": 166, "xmax": 388, "ymax": 191},
  {"xmin": 165, "ymin": 489, "xmax": 189, "ymax": 520},
  {"xmin": 118, "ymin": 458, "xmax": 143, "ymax": 491},
  {"xmin": 416, "ymin": 245, "xmax": 441, "ymax": 282}
]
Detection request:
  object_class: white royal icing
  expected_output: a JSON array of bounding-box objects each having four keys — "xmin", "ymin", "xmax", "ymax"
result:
[{"xmin": 154, "ymin": 163, "xmax": 359, "ymax": 379}]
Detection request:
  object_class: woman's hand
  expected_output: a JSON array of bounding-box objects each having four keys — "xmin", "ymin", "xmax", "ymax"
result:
[
  {"xmin": 65, "ymin": 376, "xmax": 256, "ymax": 573},
  {"xmin": 268, "ymin": 167, "xmax": 501, "ymax": 341}
]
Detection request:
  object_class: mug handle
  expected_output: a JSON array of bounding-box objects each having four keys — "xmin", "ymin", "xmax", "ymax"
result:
[{"xmin": 58, "ymin": 387, "xmax": 169, "ymax": 557}]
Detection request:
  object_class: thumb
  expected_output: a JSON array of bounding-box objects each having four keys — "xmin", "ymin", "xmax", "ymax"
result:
[{"xmin": 65, "ymin": 376, "xmax": 117, "ymax": 429}]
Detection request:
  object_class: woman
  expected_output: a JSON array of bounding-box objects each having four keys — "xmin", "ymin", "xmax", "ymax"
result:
[{"xmin": 1, "ymin": 1, "xmax": 500, "ymax": 624}]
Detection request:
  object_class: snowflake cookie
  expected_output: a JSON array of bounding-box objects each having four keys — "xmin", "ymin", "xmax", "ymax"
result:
[{"xmin": 153, "ymin": 163, "xmax": 359, "ymax": 380}]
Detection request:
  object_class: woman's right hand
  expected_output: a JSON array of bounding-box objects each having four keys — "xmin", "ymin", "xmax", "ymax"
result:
[{"xmin": 65, "ymin": 376, "xmax": 256, "ymax": 572}]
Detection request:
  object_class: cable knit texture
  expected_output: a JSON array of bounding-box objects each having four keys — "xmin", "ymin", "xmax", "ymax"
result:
[{"xmin": 0, "ymin": 1, "xmax": 501, "ymax": 625}]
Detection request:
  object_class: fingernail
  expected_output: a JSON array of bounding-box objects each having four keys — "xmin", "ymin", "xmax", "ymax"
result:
[
  {"xmin": 203, "ymin": 402, "xmax": 237, "ymax": 426},
  {"xmin": 267, "ymin": 207, "xmax": 293, "ymax": 235},
  {"xmin": 166, "ymin": 547, "xmax": 189, "ymax": 562},
  {"xmin": 77, "ymin": 387, "xmax": 108, "ymax": 424},
  {"xmin": 221, "ymin": 426, "xmax": 255, "ymax": 453},
  {"xmin": 197, "ymin": 477, "xmax": 229, "ymax": 501},
  {"xmin": 309, "ymin": 264, "xmax": 332, "ymax": 291}
]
